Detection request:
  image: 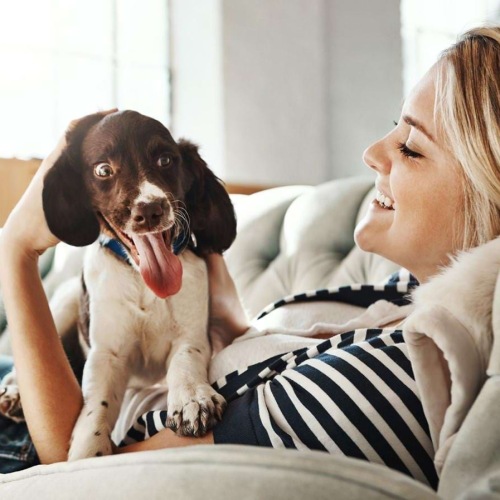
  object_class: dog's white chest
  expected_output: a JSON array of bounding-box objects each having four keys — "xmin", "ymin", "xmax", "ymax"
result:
[{"xmin": 82, "ymin": 243, "xmax": 209, "ymax": 380}]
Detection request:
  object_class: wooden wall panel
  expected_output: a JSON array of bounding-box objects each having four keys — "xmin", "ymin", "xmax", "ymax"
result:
[{"xmin": 0, "ymin": 158, "xmax": 41, "ymax": 226}]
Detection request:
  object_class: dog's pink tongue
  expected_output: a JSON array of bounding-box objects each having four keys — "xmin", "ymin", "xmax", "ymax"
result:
[{"xmin": 132, "ymin": 233, "xmax": 182, "ymax": 298}]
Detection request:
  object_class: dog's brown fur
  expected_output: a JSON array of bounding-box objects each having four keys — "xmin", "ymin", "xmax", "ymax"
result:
[{"xmin": 42, "ymin": 110, "xmax": 236, "ymax": 255}]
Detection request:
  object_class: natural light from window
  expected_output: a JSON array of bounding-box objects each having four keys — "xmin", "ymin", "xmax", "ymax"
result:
[
  {"xmin": 401, "ymin": 0, "xmax": 500, "ymax": 95},
  {"xmin": 0, "ymin": 0, "xmax": 170, "ymax": 159}
]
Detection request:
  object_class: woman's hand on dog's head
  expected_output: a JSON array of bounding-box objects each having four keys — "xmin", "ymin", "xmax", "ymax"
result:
[
  {"xmin": 1, "ymin": 134, "xmax": 65, "ymax": 258},
  {"xmin": 0, "ymin": 110, "xmax": 117, "ymax": 258}
]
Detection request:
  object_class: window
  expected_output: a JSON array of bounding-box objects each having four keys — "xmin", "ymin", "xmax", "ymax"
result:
[
  {"xmin": 401, "ymin": 0, "xmax": 500, "ymax": 96},
  {"xmin": 0, "ymin": 0, "xmax": 170, "ymax": 158}
]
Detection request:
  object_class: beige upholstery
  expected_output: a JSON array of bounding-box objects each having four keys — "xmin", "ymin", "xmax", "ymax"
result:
[
  {"xmin": 226, "ymin": 177, "xmax": 399, "ymax": 318},
  {"xmin": 0, "ymin": 446, "xmax": 438, "ymax": 500}
]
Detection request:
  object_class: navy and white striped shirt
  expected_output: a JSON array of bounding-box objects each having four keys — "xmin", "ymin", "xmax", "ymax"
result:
[{"xmin": 120, "ymin": 270, "xmax": 438, "ymax": 488}]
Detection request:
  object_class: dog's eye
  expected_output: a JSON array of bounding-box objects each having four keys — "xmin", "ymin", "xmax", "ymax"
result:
[
  {"xmin": 157, "ymin": 155, "xmax": 172, "ymax": 168},
  {"xmin": 94, "ymin": 163, "xmax": 114, "ymax": 178}
]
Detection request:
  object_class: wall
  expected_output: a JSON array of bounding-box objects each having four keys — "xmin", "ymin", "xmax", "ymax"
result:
[
  {"xmin": 326, "ymin": 0, "xmax": 402, "ymax": 179},
  {"xmin": 223, "ymin": 0, "xmax": 330, "ymax": 185},
  {"xmin": 169, "ymin": 0, "xmax": 225, "ymax": 177},
  {"xmin": 170, "ymin": 0, "xmax": 403, "ymax": 186}
]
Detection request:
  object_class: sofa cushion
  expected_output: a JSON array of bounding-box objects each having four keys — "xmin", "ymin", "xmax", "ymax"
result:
[
  {"xmin": 0, "ymin": 445, "xmax": 438, "ymax": 500},
  {"xmin": 226, "ymin": 177, "xmax": 400, "ymax": 317}
]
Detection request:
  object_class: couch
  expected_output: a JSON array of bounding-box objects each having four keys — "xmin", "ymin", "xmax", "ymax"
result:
[{"xmin": 0, "ymin": 177, "xmax": 499, "ymax": 499}]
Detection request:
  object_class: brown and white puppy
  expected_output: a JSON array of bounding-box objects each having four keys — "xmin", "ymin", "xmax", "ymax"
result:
[{"xmin": 41, "ymin": 110, "xmax": 235, "ymax": 460}]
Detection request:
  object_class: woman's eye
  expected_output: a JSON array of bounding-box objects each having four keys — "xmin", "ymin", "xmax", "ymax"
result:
[
  {"xmin": 94, "ymin": 163, "xmax": 114, "ymax": 178},
  {"xmin": 157, "ymin": 155, "xmax": 172, "ymax": 168},
  {"xmin": 397, "ymin": 142, "xmax": 422, "ymax": 159}
]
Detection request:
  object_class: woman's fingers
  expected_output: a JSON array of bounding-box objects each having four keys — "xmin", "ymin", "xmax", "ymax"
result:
[
  {"xmin": 1, "ymin": 110, "xmax": 117, "ymax": 255},
  {"xmin": 1, "ymin": 109, "xmax": 120, "ymax": 255},
  {"xmin": 37, "ymin": 108, "xmax": 118, "ymax": 179}
]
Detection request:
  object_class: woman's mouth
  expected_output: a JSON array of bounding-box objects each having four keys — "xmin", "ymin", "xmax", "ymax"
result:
[{"xmin": 375, "ymin": 190, "xmax": 396, "ymax": 210}]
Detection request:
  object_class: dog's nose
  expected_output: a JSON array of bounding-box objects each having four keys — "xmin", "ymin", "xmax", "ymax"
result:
[{"xmin": 132, "ymin": 202, "xmax": 164, "ymax": 228}]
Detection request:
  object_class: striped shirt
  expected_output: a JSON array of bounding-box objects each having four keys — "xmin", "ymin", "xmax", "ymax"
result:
[{"xmin": 120, "ymin": 270, "xmax": 438, "ymax": 488}]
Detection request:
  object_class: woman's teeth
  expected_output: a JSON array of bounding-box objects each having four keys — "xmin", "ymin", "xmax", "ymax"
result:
[{"xmin": 376, "ymin": 190, "xmax": 396, "ymax": 210}]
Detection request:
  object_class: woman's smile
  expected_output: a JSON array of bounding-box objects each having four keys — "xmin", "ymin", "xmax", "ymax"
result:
[{"xmin": 355, "ymin": 64, "xmax": 465, "ymax": 283}]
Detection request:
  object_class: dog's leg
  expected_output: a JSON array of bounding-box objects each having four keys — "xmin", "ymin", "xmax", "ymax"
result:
[
  {"xmin": 0, "ymin": 369, "xmax": 24, "ymax": 422},
  {"xmin": 166, "ymin": 338, "xmax": 226, "ymax": 437},
  {"xmin": 68, "ymin": 347, "xmax": 130, "ymax": 461}
]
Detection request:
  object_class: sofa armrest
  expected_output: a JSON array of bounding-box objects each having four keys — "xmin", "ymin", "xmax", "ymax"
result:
[{"xmin": 0, "ymin": 445, "xmax": 438, "ymax": 500}]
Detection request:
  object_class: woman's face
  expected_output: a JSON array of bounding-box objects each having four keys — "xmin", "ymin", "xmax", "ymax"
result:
[{"xmin": 354, "ymin": 65, "xmax": 465, "ymax": 282}]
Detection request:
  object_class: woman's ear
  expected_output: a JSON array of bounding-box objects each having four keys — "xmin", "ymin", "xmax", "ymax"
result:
[
  {"xmin": 179, "ymin": 140, "xmax": 237, "ymax": 255},
  {"xmin": 42, "ymin": 111, "xmax": 112, "ymax": 247}
]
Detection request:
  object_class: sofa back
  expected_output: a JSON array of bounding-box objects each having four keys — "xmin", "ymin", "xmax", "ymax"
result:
[
  {"xmin": 226, "ymin": 176, "xmax": 400, "ymax": 318},
  {"xmin": 0, "ymin": 177, "xmax": 400, "ymax": 335}
]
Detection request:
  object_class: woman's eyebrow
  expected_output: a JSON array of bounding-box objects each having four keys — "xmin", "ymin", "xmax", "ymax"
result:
[{"xmin": 402, "ymin": 114, "xmax": 435, "ymax": 143}]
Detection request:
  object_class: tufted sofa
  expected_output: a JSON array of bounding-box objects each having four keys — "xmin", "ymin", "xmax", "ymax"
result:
[{"xmin": 1, "ymin": 176, "xmax": 499, "ymax": 499}]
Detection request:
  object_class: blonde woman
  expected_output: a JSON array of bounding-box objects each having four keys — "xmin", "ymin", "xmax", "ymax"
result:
[{"xmin": 0, "ymin": 27, "xmax": 498, "ymax": 488}]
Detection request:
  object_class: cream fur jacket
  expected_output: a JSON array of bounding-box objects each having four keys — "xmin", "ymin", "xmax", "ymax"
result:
[{"xmin": 404, "ymin": 236, "xmax": 500, "ymax": 474}]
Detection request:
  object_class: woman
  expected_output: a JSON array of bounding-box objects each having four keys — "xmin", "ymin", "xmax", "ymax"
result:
[{"xmin": 0, "ymin": 26, "xmax": 498, "ymax": 487}]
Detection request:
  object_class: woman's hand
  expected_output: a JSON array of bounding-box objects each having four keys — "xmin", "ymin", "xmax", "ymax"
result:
[
  {"xmin": 0, "ymin": 110, "xmax": 116, "ymax": 258},
  {"xmin": 115, "ymin": 428, "xmax": 214, "ymax": 454},
  {"xmin": 205, "ymin": 254, "xmax": 250, "ymax": 355},
  {"xmin": 0, "ymin": 136, "xmax": 67, "ymax": 259}
]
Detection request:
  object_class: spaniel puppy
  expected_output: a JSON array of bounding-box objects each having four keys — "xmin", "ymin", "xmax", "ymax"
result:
[{"xmin": 30, "ymin": 110, "xmax": 235, "ymax": 460}]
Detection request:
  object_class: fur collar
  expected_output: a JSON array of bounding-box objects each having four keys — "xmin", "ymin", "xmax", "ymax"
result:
[{"xmin": 404, "ymin": 236, "xmax": 500, "ymax": 473}]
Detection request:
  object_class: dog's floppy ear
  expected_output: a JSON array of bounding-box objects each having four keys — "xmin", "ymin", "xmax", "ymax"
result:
[
  {"xmin": 42, "ymin": 111, "xmax": 112, "ymax": 246},
  {"xmin": 179, "ymin": 140, "xmax": 236, "ymax": 255}
]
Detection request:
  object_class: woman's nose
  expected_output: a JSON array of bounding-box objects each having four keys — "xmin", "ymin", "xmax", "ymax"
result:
[{"xmin": 362, "ymin": 138, "xmax": 390, "ymax": 174}]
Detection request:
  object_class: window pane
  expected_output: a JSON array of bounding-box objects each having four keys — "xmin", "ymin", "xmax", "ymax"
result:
[
  {"xmin": 54, "ymin": 0, "xmax": 114, "ymax": 58},
  {"xmin": 116, "ymin": 64, "xmax": 169, "ymax": 127},
  {"xmin": 0, "ymin": 0, "xmax": 170, "ymax": 158},
  {"xmin": 54, "ymin": 55, "xmax": 114, "ymax": 128},
  {"xmin": 117, "ymin": 0, "xmax": 168, "ymax": 66},
  {"xmin": 0, "ymin": 0, "xmax": 54, "ymax": 51},
  {"xmin": 0, "ymin": 49, "xmax": 56, "ymax": 157}
]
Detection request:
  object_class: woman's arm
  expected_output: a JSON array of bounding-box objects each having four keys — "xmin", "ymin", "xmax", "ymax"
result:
[
  {"xmin": 115, "ymin": 428, "xmax": 214, "ymax": 454},
  {"xmin": 0, "ymin": 135, "xmax": 83, "ymax": 464},
  {"xmin": 204, "ymin": 253, "xmax": 250, "ymax": 355},
  {"xmin": 0, "ymin": 242, "xmax": 82, "ymax": 464}
]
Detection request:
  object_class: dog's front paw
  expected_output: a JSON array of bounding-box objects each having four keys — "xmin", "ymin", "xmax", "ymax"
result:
[
  {"xmin": 68, "ymin": 411, "xmax": 113, "ymax": 461},
  {"xmin": 0, "ymin": 380, "xmax": 25, "ymax": 423},
  {"xmin": 167, "ymin": 384, "xmax": 226, "ymax": 437}
]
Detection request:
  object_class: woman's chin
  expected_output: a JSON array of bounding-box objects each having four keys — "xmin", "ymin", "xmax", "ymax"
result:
[
  {"xmin": 354, "ymin": 218, "xmax": 378, "ymax": 253},
  {"xmin": 354, "ymin": 203, "xmax": 395, "ymax": 254}
]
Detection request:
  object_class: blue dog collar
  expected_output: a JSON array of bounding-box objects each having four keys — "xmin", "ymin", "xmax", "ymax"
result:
[
  {"xmin": 98, "ymin": 235, "xmax": 132, "ymax": 265},
  {"xmin": 98, "ymin": 230, "xmax": 192, "ymax": 264},
  {"xmin": 172, "ymin": 230, "xmax": 191, "ymax": 255}
]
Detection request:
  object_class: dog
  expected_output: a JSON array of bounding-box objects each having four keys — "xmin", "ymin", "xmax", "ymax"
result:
[{"xmin": 1, "ymin": 110, "xmax": 237, "ymax": 460}]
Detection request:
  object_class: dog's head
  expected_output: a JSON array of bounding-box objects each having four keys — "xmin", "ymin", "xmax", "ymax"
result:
[{"xmin": 42, "ymin": 110, "xmax": 236, "ymax": 297}]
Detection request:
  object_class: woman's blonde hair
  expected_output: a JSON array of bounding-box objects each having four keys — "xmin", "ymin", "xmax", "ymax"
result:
[{"xmin": 435, "ymin": 26, "xmax": 500, "ymax": 249}]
